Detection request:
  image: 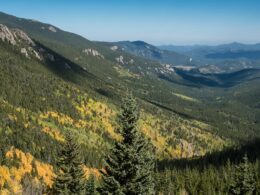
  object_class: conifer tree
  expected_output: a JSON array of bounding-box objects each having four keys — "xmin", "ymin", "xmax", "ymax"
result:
[
  {"xmin": 230, "ymin": 154, "xmax": 256, "ymax": 195},
  {"xmin": 52, "ymin": 132, "xmax": 86, "ymax": 195},
  {"xmin": 86, "ymin": 174, "xmax": 96, "ymax": 195},
  {"xmin": 98, "ymin": 94, "xmax": 155, "ymax": 194}
]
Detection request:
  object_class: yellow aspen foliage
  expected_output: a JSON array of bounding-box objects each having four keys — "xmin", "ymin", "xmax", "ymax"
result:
[
  {"xmin": 74, "ymin": 119, "xmax": 87, "ymax": 129},
  {"xmin": 40, "ymin": 107, "xmax": 120, "ymax": 140},
  {"xmin": 138, "ymin": 113, "xmax": 172, "ymax": 157},
  {"xmin": 0, "ymin": 189, "xmax": 11, "ymax": 195},
  {"xmin": 34, "ymin": 161, "xmax": 55, "ymax": 187},
  {"xmin": 73, "ymin": 98, "xmax": 120, "ymax": 140},
  {"xmin": 42, "ymin": 126, "xmax": 64, "ymax": 142},
  {"xmin": 82, "ymin": 166, "xmax": 100, "ymax": 179},
  {"xmin": 0, "ymin": 166, "xmax": 11, "ymax": 188},
  {"xmin": 0, "ymin": 147, "xmax": 102, "ymax": 194},
  {"xmin": 6, "ymin": 148, "xmax": 32, "ymax": 179},
  {"xmin": 40, "ymin": 111, "xmax": 74, "ymax": 126},
  {"xmin": 0, "ymin": 166, "xmax": 23, "ymax": 195},
  {"xmin": 8, "ymin": 180, "xmax": 22, "ymax": 195},
  {"xmin": 0, "ymin": 147, "xmax": 55, "ymax": 194}
]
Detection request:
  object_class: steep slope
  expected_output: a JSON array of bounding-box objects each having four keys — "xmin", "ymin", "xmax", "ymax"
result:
[
  {"xmin": 0, "ymin": 24, "xmax": 226, "ymax": 158},
  {"xmin": 1, "ymin": 11, "xmax": 259, "ymax": 141},
  {"xmin": 0, "ymin": 16, "xmax": 230, "ymax": 193},
  {"xmin": 1, "ymin": 10, "xmax": 260, "ymax": 140}
]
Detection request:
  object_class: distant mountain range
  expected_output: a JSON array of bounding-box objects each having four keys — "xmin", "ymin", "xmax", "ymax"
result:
[
  {"xmin": 159, "ymin": 42, "xmax": 260, "ymax": 55},
  {"xmin": 158, "ymin": 42, "xmax": 260, "ymax": 73},
  {"xmin": 97, "ymin": 40, "xmax": 260, "ymax": 73},
  {"xmin": 98, "ymin": 40, "xmax": 196, "ymax": 66}
]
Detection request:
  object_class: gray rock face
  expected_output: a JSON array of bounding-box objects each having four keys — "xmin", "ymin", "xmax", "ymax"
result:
[
  {"xmin": 0, "ymin": 24, "xmax": 16, "ymax": 45},
  {"xmin": 13, "ymin": 29, "xmax": 35, "ymax": 46},
  {"xmin": 110, "ymin": 45, "xmax": 118, "ymax": 51},
  {"xmin": 82, "ymin": 48, "xmax": 104, "ymax": 58},
  {"xmin": 129, "ymin": 59, "xmax": 134, "ymax": 64},
  {"xmin": 21, "ymin": 48, "xmax": 29, "ymax": 58},
  {"xmin": 0, "ymin": 24, "xmax": 44, "ymax": 60},
  {"xmin": 33, "ymin": 50, "xmax": 41, "ymax": 60},
  {"xmin": 48, "ymin": 26, "xmax": 57, "ymax": 32},
  {"xmin": 0, "ymin": 24, "xmax": 35, "ymax": 46},
  {"xmin": 115, "ymin": 56, "xmax": 124, "ymax": 64}
]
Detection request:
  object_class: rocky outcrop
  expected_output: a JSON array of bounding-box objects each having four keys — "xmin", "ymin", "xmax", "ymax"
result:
[
  {"xmin": 115, "ymin": 56, "xmax": 135, "ymax": 65},
  {"xmin": 0, "ymin": 24, "xmax": 16, "ymax": 45},
  {"xmin": 159, "ymin": 64, "xmax": 174, "ymax": 74},
  {"xmin": 32, "ymin": 50, "xmax": 41, "ymax": 60},
  {"xmin": 20, "ymin": 48, "xmax": 29, "ymax": 58},
  {"xmin": 110, "ymin": 45, "xmax": 118, "ymax": 51},
  {"xmin": 48, "ymin": 26, "xmax": 57, "ymax": 33},
  {"xmin": 129, "ymin": 59, "xmax": 134, "ymax": 64},
  {"xmin": 0, "ymin": 24, "xmax": 45, "ymax": 60},
  {"xmin": 82, "ymin": 48, "xmax": 104, "ymax": 58},
  {"xmin": 13, "ymin": 29, "xmax": 35, "ymax": 46},
  {"xmin": 115, "ymin": 56, "xmax": 124, "ymax": 64},
  {"xmin": 0, "ymin": 24, "xmax": 35, "ymax": 46}
]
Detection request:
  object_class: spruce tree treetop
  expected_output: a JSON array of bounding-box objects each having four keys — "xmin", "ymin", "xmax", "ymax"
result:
[
  {"xmin": 119, "ymin": 93, "xmax": 139, "ymax": 145},
  {"xmin": 230, "ymin": 154, "xmax": 256, "ymax": 195},
  {"xmin": 52, "ymin": 132, "xmax": 86, "ymax": 195},
  {"xmin": 98, "ymin": 94, "xmax": 155, "ymax": 195}
]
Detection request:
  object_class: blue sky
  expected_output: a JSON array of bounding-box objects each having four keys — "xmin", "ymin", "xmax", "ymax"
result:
[{"xmin": 1, "ymin": 0, "xmax": 260, "ymax": 45}]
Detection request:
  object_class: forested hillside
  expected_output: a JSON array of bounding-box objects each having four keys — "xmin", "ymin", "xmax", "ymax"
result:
[{"xmin": 0, "ymin": 11, "xmax": 259, "ymax": 194}]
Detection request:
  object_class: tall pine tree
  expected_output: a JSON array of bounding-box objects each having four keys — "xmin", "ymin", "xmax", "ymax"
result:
[
  {"xmin": 230, "ymin": 154, "xmax": 256, "ymax": 195},
  {"xmin": 52, "ymin": 132, "xmax": 86, "ymax": 195},
  {"xmin": 98, "ymin": 94, "xmax": 155, "ymax": 194}
]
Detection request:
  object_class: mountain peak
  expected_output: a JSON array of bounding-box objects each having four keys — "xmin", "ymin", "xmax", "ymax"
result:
[{"xmin": 132, "ymin": 40, "xmax": 149, "ymax": 46}]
